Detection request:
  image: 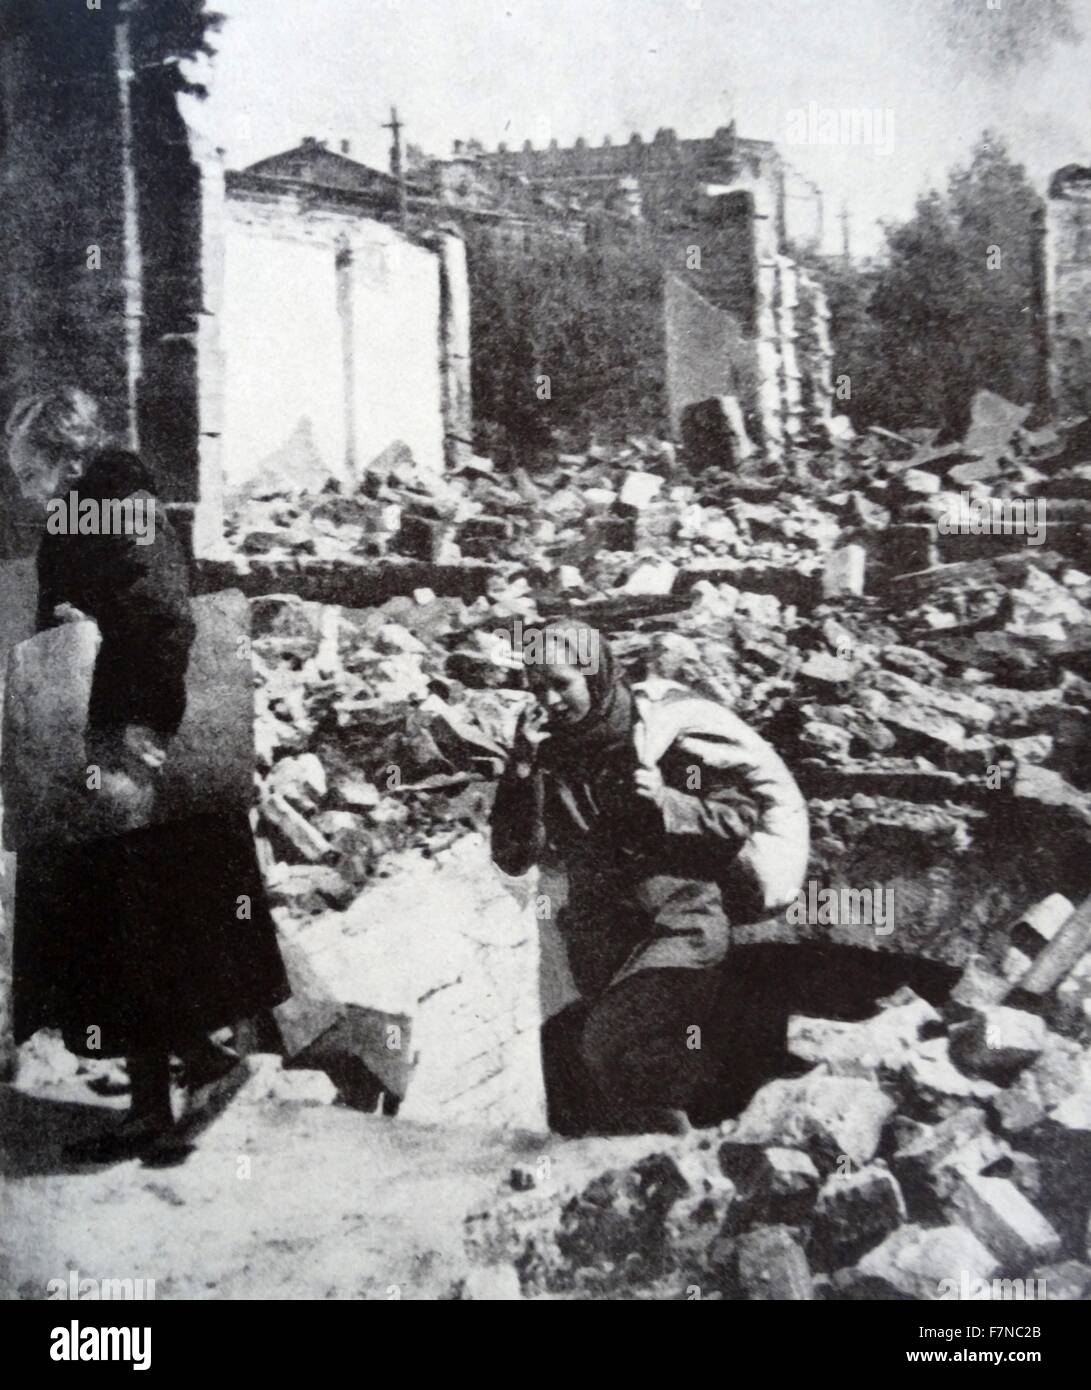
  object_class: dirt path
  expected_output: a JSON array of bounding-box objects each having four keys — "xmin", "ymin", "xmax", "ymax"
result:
[{"xmin": 1, "ymin": 1058, "xmax": 664, "ymax": 1301}]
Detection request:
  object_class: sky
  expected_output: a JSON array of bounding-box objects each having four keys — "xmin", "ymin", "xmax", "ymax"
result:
[{"xmin": 184, "ymin": 0, "xmax": 1091, "ymax": 256}]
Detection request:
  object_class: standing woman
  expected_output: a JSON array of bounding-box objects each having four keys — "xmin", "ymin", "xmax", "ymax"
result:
[
  {"xmin": 5, "ymin": 387, "xmax": 289, "ymax": 1161},
  {"xmin": 491, "ymin": 622, "xmax": 809, "ymax": 1135}
]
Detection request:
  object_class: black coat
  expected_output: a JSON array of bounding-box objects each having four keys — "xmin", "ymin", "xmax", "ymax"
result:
[
  {"xmin": 13, "ymin": 450, "xmax": 289, "ymax": 1057},
  {"xmin": 490, "ymin": 690, "xmax": 757, "ymax": 997},
  {"xmin": 34, "ymin": 449, "xmax": 195, "ymax": 736}
]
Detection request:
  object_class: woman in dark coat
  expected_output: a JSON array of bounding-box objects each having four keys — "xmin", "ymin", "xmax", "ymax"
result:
[
  {"xmin": 491, "ymin": 621, "xmax": 809, "ymax": 1135},
  {"xmin": 6, "ymin": 387, "xmax": 289, "ymax": 1160}
]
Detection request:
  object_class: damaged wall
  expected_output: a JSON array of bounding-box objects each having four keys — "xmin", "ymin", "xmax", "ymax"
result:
[
  {"xmin": 0, "ymin": 0, "xmax": 229, "ymax": 558},
  {"xmin": 1046, "ymin": 164, "xmax": 1091, "ymax": 419},
  {"xmin": 664, "ymin": 182, "xmax": 836, "ymax": 460},
  {"xmin": 665, "ymin": 274, "xmax": 757, "ymax": 439},
  {"xmin": 428, "ymin": 122, "xmax": 833, "ymax": 460},
  {"xmin": 219, "ymin": 181, "xmax": 450, "ymax": 498}
]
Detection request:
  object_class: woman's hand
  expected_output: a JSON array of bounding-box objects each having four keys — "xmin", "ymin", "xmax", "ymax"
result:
[
  {"xmin": 120, "ymin": 723, "xmax": 168, "ymax": 772},
  {"xmin": 511, "ymin": 701, "xmax": 551, "ymax": 775},
  {"xmin": 83, "ymin": 725, "xmax": 167, "ymax": 831},
  {"xmin": 634, "ymin": 764, "xmax": 666, "ymax": 807},
  {"xmin": 94, "ymin": 767, "xmax": 156, "ymax": 828}
]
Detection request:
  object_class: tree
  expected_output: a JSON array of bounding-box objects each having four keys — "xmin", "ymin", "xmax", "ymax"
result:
[
  {"xmin": 831, "ymin": 133, "xmax": 1045, "ymax": 433},
  {"xmin": 464, "ymin": 224, "xmax": 667, "ymax": 461},
  {"xmin": 129, "ymin": 0, "xmax": 224, "ymax": 98}
]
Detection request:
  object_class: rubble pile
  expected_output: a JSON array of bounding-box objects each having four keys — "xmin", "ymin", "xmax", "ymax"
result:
[
  {"xmin": 10, "ymin": 392, "xmax": 1091, "ymax": 1298},
  {"xmin": 240, "ymin": 394, "xmax": 1091, "ymax": 970},
  {"xmin": 464, "ymin": 974, "xmax": 1091, "ymax": 1299},
  {"xmin": 250, "ymin": 585, "xmax": 531, "ymax": 921},
  {"xmin": 217, "ymin": 388, "xmax": 1091, "ymax": 1167}
]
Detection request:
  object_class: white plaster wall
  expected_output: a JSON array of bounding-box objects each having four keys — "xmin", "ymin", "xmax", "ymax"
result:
[
  {"xmin": 220, "ymin": 194, "xmax": 444, "ymax": 497},
  {"xmin": 348, "ymin": 228, "xmax": 445, "ymax": 478}
]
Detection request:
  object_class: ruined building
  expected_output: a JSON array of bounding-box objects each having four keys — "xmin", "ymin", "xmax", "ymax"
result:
[
  {"xmin": 1, "ymin": 11, "xmax": 471, "ymax": 567},
  {"xmin": 0, "ymin": 0, "xmax": 471, "ymax": 1068},
  {"xmin": 238, "ymin": 122, "xmax": 836, "ymax": 460},
  {"xmin": 224, "ymin": 146, "xmax": 470, "ymax": 496},
  {"xmin": 414, "ymin": 125, "xmax": 836, "ymax": 458}
]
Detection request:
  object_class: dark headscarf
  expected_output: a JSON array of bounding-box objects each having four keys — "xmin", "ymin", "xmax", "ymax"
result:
[
  {"xmin": 526, "ymin": 622, "xmax": 635, "ymax": 776},
  {"xmin": 523, "ymin": 621, "xmax": 665, "ymax": 854}
]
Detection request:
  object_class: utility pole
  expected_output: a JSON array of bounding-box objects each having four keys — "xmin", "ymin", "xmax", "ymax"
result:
[
  {"xmin": 840, "ymin": 200, "xmax": 852, "ymax": 264},
  {"xmin": 812, "ymin": 182, "xmax": 824, "ymax": 254},
  {"xmin": 383, "ymin": 105, "xmax": 409, "ymax": 232}
]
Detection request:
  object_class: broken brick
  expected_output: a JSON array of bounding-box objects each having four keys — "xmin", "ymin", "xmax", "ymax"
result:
[
  {"xmin": 851, "ymin": 1223, "xmax": 998, "ymax": 1301},
  {"xmin": 944, "ymin": 1173, "xmax": 1062, "ymax": 1268},
  {"xmin": 810, "ymin": 1163, "xmax": 907, "ymax": 1270},
  {"xmin": 717, "ymin": 1143, "xmax": 820, "ymax": 1227},
  {"xmin": 822, "ymin": 544, "xmax": 867, "ymax": 599},
  {"xmin": 948, "ymin": 1006, "xmax": 1047, "ymax": 1081},
  {"xmin": 733, "ymin": 1225, "xmax": 814, "ymax": 1301},
  {"xmin": 1011, "ymin": 894, "xmax": 1077, "ymax": 959},
  {"xmin": 891, "ymin": 1108, "xmax": 1008, "ymax": 1217}
]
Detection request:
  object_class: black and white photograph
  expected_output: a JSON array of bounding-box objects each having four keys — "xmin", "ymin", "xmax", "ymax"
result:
[{"xmin": 2, "ymin": 0, "xmax": 1091, "ymax": 1341}]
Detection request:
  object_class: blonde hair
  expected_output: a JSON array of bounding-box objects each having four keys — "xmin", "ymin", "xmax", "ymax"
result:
[{"xmin": 5, "ymin": 386, "xmax": 107, "ymax": 462}]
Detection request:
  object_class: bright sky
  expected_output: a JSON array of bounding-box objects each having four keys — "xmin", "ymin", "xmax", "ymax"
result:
[{"xmin": 185, "ymin": 0, "xmax": 1091, "ymax": 256}]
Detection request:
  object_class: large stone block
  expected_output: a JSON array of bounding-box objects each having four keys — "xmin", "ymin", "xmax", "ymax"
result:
[
  {"xmin": 274, "ymin": 833, "xmax": 545, "ymax": 1130},
  {"xmin": 810, "ymin": 1163, "xmax": 906, "ymax": 1270},
  {"xmin": 851, "ymin": 1223, "xmax": 998, "ymax": 1301},
  {"xmin": 729, "ymin": 1072, "xmax": 895, "ymax": 1172},
  {"xmin": 945, "ymin": 1173, "xmax": 1062, "ymax": 1269}
]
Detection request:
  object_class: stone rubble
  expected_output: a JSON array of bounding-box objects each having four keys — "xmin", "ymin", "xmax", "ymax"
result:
[
  {"xmin": 463, "ymin": 976, "xmax": 1091, "ymax": 1298},
  {"xmin": 204, "ymin": 401, "xmax": 1091, "ymax": 1115},
  {"xmin": 231, "ymin": 402, "xmax": 1091, "ymax": 950},
  {"xmin": 16, "ymin": 395, "xmax": 1080, "ymax": 1293}
]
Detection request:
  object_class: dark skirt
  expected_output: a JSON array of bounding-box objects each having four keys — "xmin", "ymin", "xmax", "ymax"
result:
[
  {"xmin": 13, "ymin": 812, "xmax": 290, "ymax": 1058},
  {"xmin": 559, "ymin": 872, "xmax": 731, "ymax": 999}
]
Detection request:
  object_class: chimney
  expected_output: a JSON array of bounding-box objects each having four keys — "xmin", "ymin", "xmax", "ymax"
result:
[{"xmin": 340, "ymin": 139, "xmax": 351, "ymax": 156}]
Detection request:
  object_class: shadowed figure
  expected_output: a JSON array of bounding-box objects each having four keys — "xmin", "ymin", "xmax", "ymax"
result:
[
  {"xmin": 6, "ymin": 387, "xmax": 289, "ymax": 1163},
  {"xmin": 491, "ymin": 620, "xmax": 812, "ymax": 1135}
]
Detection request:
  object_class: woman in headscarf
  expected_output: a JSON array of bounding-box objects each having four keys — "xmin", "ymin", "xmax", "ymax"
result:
[
  {"xmin": 5, "ymin": 386, "xmax": 289, "ymax": 1161},
  {"xmin": 491, "ymin": 620, "xmax": 809, "ymax": 1135}
]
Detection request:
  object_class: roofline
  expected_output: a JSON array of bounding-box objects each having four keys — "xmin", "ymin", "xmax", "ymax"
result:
[
  {"xmin": 225, "ymin": 172, "xmax": 585, "ymax": 237},
  {"xmin": 242, "ymin": 145, "xmax": 396, "ymax": 182}
]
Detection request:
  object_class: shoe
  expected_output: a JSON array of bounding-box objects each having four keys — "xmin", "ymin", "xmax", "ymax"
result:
[
  {"xmin": 181, "ymin": 1051, "xmax": 248, "ymax": 1122},
  {"xmin": 63, "ymin": 1113, "xmax": 175, "ymax": 1165},
  {"xmin": 182, "ymin": 1038, "xmax": 242, "ymax": 1091}
]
